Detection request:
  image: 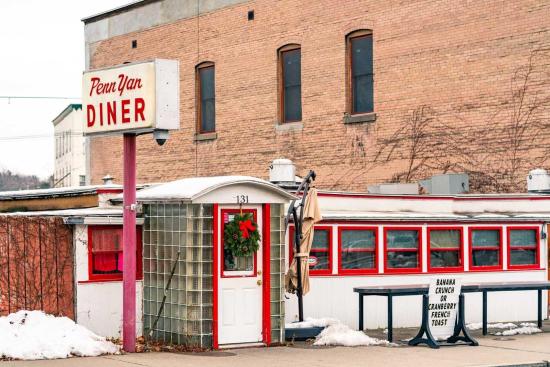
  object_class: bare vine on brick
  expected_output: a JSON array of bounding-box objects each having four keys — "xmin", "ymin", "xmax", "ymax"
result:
[
  {"xmin": 0, "ymin": 217, "xmax": 74, "ymax": 318},
  {"xmin": 444, "ymin": 48, "xmax": 550, "ymax": 192},
  {"xmin": 373, "ymin": 105, "xmax": 453, "ymax": 183}
]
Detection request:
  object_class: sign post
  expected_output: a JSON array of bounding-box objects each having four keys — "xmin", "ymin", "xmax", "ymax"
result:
[
  {"xmin": 122, "ymin": 134, "xmax": 137, "ymax": 352},
  {"xmin": 82, "ymin": 59, "xmax": 179, "ymax": 352}
]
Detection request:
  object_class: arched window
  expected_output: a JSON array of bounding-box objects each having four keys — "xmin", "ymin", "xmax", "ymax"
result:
[
  {"xmin": 196, "ymin": 62, "xmax": 216, "ymax": 133},
  {"xmin": 278, "ymin": 44, "xmax": 302, "ymax": 123},
  {"xmin": 346, "ymin": 30, "xmax": 373, "ymax": 114}
]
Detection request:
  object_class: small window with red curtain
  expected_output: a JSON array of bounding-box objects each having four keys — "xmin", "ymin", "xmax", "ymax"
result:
[
  {"xmin": 88, "ymin": 226, "xmax": 143, "ymax": 281},
  {"xmin": 289, "ymin": 226, "xmax": 332, "ymax": 275},
  {"xmin": 508, "ymin": 227, "xmax": 539, "ymax": 269},
  {"xmin": 384, "ymin": 228, "xmax": 422, "ymax": 273}
]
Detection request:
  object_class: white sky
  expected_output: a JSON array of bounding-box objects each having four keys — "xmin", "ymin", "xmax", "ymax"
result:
[{"xmin": 0, "ymin": 0, "xmax": 130, "ymax": 179}]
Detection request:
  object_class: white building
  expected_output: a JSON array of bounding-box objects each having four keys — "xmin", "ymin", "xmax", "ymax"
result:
[{"xmin": 52, "ymin": 104, "xmax": 86, "ymax": 187}]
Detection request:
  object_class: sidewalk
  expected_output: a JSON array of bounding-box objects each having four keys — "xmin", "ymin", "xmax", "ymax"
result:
[{"xmin": 4, "ymin": 331, "xmax": 550, "ymax": 367}]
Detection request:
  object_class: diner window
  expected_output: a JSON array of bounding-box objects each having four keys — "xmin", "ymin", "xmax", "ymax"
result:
[
  {"xmin": 339, "ymin": 227, "xmax": 377, "ymax": 274},
  {"xmin": 88, "ymin": 226, "xmax": 143, "ymax": 281},
  {"xmin": 279, "ymin": 45, "xmax": 302, "ymax": 123},
  {"xmin": 428, "ymin": 228, "xmax": 463, "ymax": 271},
  {"xmin": 197, "ymin": 62, "xmax": 215, "ymax": 133},
  {"xmin": 384, "ymin": 228, "xmax": 421, "ymax": 272},
  {"xmin": 289, "ymin": 226, "xmax": 331, "ymax": 275},
  {"xmin": 508, "ymin": 227, "xmax": 539, "ymax": 268},
  {"xmin": 347, "ymin": 30, "xmax": 374, "ymax": 114},
  {"xmin": 469, "ymin": 228, "xmax": 502, "ymax": 270}
]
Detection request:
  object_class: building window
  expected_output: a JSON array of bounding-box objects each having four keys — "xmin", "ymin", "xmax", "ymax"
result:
[
  {"xmin": 384, "ymin": 228, "xmax": 421, "ymax": 272},
  {"xmin": 428, "ymin": 228, "xmax": 463, "ymax": 271},
  {"xmin": 88, "ymin": 225, "xmax": 143, "ymax": 281},
  {"xmin": 469, "ymin": 228, "xmax": 502, "ymax": 270},
  {"xmin": 197, "ymin": 62, "xmax": 215, "ymax": 134},
  {"xmin": 289, "ymin": 226, "xmax": 332, "ymax": 275},
  {"xmin": 347, "ymin": 30, "xmax": 374, "ymax": 114},
  {"xmin": 339, "ymin": 227, "xmax": 377, "ymax": 274},
  {"xmin": 79, "ymin": 175, "xmax": 86, "ymax": 186},
  {"xmin": 508, "ymin": 227, "xmax": 539, "ymax": 269},
  {"xmin": 279, "ymin": 45, "xmax": 302, "ymax": 123}
]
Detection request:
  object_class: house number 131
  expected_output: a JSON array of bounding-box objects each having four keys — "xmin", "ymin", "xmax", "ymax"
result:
[{"xmin": 236, "ymin": 195, "xmax": 249, "ymax": 204}]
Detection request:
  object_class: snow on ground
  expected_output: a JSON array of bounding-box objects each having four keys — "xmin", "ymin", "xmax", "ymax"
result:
[
  {"xmin": 467, "ymin": 322, "xmax": 518, "ymax": 331},
  {"xmin": 467, "ymin": 321, "xmax": 541, "ymax": 336},
  {"xmin": 285, "ymin": 317, "xmax": 340, "ymax": 329},
  {"xmin": 286, "ymin": 318, "xmax": 392, "ymax": 347},
  {"xmin": 0, "ymin": 310, "xmax": 119, "ymax": 360}
]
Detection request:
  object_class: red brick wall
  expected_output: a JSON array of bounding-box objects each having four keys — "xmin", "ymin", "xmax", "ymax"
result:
[
  {"xmin": 0, "ymin": 217, "xmax": 74, "ymax": 318},
  {"xmin": 88, "ymin": 0, "xmax": 550, "ymax": 192}
]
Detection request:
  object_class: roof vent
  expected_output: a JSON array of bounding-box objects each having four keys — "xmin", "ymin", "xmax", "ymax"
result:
[
  {"xmin": 269, "ymin": 159, "xmax": 295, "ymax": 183},
  {"xmin": 527, "ymin": 169, "xmax": 550, "ymax": 192},
  {"xmin": 102, "ymin": 175, "xmax": 114, "ymax": 185}
]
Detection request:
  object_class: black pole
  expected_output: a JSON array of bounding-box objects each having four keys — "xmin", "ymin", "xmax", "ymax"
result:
[{"xmin": 293, "ymin": 207, "xmax": 304, "ymax": 322}]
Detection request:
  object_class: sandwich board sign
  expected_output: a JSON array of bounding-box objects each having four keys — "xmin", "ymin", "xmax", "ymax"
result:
[
  {"xmin": 82, "ymin": 59, "xmax": 179, "ymax": 136},
  {"xmin": 428, "ymin": 277, "xmax": 461, "ymax": 340}
]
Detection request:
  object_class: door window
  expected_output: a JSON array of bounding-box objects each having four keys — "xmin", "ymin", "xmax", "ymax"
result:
[{"xmin": 222, "ymin": 210, "xmax": 257, "ymax": 277}]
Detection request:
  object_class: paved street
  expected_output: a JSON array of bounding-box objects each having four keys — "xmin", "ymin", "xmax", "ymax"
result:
[{"xmin": 5, "ymin": 331, "xmax": 550, "ymax": 367}]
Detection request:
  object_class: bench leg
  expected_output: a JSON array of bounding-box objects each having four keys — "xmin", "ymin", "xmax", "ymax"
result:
[
  {"xmin": 388, "ymin": 295, "xmax": 393, "ymax": 342},
  {"xmin": 359, "ymin": 294, "xmax": 364, "ymax": 331},
  {"xmin": 538, "ymin": 289, "xmax": 542, "ymax": 329},
  {"xmin": 482, "ymin": 291, "xmax": 488, "ymax": 335}
]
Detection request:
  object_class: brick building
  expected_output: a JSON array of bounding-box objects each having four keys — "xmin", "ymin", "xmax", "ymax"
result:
[{"xmin": 83, "ymin": 0, "xmax": 550, "ymax": 192}]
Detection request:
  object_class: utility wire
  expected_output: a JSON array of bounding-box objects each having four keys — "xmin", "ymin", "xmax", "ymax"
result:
[
  {"xmin": 0, "ymin": 132, "xmax": 86, "ymax": 141},
  {"xmin": 0, "ymin": 96, "xmax": 80, "ymax": 100}
]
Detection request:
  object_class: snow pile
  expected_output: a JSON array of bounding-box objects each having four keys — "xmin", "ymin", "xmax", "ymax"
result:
[
  {"xmin": 467, "ymin": 321, "xmax": 541, "ymax": 336},
  {"xmin": 285, "ymin": 317, "xmax": 339, "ymax": 329},
  {"xmin": 495, "ymin": 323, "xmax": 541, "ymax": 336},
  {"xmin": 0, "ymin": 311, "xmax": 119, "ymax": 360},
  {"xmin": 467, "ymin": 322, "xmax": 517, "ymax": 331},
  {"xmin": 314, "ymin": 322, "xmax": 391, "ymax": 347}
]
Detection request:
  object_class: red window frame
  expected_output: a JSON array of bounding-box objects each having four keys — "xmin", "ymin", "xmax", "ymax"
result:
[
  {"xmin": 289, "ymin": 225, "xmax": 332, "ymax": 275},
  {"xmin": 87, "ymin": 225, "xmax": 143, "ymax": 282},
  {"xmin": 220, "ymin": 208, "xmax": 258, "ymax": 278},
  {"xmin": 338, "ymin": 226, "xmax": 378, "ymax": 275},
  {"xmin": 468, "ymin": 226, "xmax": 503, "ymax": 271},
  {"xmin": 427, "ymin": 227, "xmax": 464, "ymax": 273},
  {"xmin": 383, "ymin": 227, "xmax": 423, "ymax": 274},
  {"xmin": 507, "ymin": 226, "xmax": 540, "ymax": 270}
]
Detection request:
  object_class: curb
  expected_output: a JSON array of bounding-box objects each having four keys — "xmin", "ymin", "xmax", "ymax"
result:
[{"xmin": 493, "ymin": 362, "xmax": 550, "ymax": 367}]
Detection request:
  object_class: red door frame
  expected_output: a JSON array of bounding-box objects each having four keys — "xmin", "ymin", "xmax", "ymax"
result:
[{"xmin": 212, "ymin": 204, "xmax": 271, "ymax": 349}]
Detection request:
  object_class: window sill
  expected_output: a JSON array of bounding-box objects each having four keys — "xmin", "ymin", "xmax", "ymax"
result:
[
  {"xmin": 343, "ymin": 112, "xmax": 377, "ymax": 124},
  {"xmin": 194, "ymin": 132, "xmax": 217, "ymax": 142},
  {"xmin": 275, "ymin": 121, "xmax": 303, "ymax": 132}
]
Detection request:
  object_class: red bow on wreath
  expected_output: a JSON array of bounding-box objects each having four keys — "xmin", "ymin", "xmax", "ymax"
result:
[{"xmin": 239, "ymin": 219, "xmax": 256, "ymax": 239}]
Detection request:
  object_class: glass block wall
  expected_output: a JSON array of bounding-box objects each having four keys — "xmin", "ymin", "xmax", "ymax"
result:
[
  {"xmin": 270, "ymin": 204, "xmax": 286, "ymax": 344},
  {"xmin": 143, "ymin": 203, "xmax": 213, "ymax": 348}
]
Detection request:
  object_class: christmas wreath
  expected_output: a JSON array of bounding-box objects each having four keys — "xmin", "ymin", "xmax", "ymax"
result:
[{"xmin": 224, "ymin": 213, "xmax": 260, "ymax": 257}]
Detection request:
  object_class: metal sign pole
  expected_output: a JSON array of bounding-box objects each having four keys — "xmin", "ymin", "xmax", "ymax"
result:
[{"xmin": 122, "ymin": 133, "xmax": 137, "ymax": 352}]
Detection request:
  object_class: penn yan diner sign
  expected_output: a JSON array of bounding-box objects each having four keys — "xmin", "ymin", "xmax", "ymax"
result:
[{"xmin": 82, "ymin": 59, "xmax": 179, "ymax": 136}]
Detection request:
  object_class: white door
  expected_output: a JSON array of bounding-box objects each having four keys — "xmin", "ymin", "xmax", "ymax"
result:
[{"xmin": 218, "ymin": 206, "xmax": 263, "ymax": 345}]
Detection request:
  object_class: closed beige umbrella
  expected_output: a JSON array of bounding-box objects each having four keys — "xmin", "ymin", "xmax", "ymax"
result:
[{"xmin": 285, "ymin": 187, "xmax": 322, "ymax": 295}]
